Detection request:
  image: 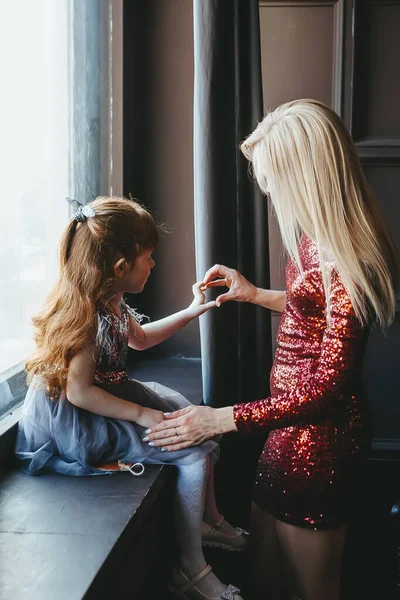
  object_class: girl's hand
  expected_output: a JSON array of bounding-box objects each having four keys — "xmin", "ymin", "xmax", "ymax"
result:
[
  {"xmin": 187, "ymin": 281, "xmax": 216, "ymax": 317},
  {"xmin": 136, "ymin": 407, "xmax": 165, "ymax": 429},
  {"xmin": 201, "ymin": 264, "xmax": 258, "ymax": 307}
]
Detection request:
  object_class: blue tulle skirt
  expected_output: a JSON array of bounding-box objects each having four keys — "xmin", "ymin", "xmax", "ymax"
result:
[{"xmin": 15, "ymin": 378, "xmax": 219, "ymax": 476}]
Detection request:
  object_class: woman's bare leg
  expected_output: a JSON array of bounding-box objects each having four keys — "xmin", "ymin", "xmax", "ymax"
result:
[
  {"xmin": 251, "ymin": 502, "xmax": 290, "ymax": 600},
  {"xmin": 276, "ymin": 519, "xmax": 346, "ymax": 600}
]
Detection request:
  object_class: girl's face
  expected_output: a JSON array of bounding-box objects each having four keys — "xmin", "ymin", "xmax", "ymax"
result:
[{"xmin": 124, "ymin": 249, "xmax": 155, "ymax": 293}]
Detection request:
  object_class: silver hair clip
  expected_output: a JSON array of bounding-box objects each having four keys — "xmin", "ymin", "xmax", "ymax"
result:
[{"xmin": 66, "ymin": 197, "xmax": 96, "ymax": 222}]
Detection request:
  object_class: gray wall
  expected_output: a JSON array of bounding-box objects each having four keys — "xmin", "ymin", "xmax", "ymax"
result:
[{"xmin": 124, "ymin": 0, "xmax": 199, "ymax": 357}]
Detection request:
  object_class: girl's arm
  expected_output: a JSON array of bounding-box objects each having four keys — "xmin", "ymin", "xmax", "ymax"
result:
[
  {"xmin": 67, "ymin": 348, "xmax": 164, "ymax": 429},
  {"xmin": 202, "ymin": 264, "xmax": 286, "ymax": 312},
  {"xmin": 128, "ymin": 282, "xmax": 215, "ymax": 351}
]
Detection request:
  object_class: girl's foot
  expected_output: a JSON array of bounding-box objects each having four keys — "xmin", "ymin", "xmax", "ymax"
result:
[
  {"xmin": 201, "ymin": 516, "xmax": 250, "ymax": 552},
  {"xmin": 168, "ymin": 564, "xmax": 243, "ymax": 600}
]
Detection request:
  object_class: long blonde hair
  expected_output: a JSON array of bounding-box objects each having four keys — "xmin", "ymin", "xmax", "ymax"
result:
[
  {"xmin": 26, "ymin": 196, "xmax": 159, "ymax": 398},
  {"xmin": 241, "ymin": 99, "xmax": 398, "ymax": 328}
]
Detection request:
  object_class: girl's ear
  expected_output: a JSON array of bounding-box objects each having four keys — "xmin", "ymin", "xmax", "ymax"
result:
[{"xmin": 113, "ymin": 257, "xmax": 129, "ymax": 279}]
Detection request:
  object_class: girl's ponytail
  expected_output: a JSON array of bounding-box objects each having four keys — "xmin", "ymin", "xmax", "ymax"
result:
[{"xmin": 59, "ymin": 218, "xmax": 78, "ymax": 267}]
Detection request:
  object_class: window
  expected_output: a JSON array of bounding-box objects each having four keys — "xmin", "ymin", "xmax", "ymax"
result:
[{"xmin": 0, "ymin": 0, "xmax": 122, "ymax": 418}]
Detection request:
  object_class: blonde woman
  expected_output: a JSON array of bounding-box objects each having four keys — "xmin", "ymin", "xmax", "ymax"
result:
[{"xmin": 144, "ymin": 100, "xmax": 398, "ymax": 600}]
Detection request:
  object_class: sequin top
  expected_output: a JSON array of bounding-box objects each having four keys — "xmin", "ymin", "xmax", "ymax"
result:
[
  {"xmin": 94, "ymin": 301, "xmax": 141, "ymax": 385},
  {"xmin": 233, "ymin": 236, "xmax": 368, "ymax": 433}
]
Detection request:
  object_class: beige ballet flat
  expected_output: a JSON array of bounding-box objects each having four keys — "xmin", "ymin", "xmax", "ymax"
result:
[
  {"xmin": 168, "ymin": 564, "xmax": 243, "ymax": 600},
  {"xmin": 201, "ymin": 516, "xmax": 250, "ymax": 552}
]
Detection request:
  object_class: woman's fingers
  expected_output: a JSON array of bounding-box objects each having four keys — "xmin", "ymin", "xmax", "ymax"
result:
[
  {"xmin": 148, "ymin": 427, "xmax": 177, "ymax": 440},
  {"xmin": 144, "ymin": 405, "xmax": 215, "ymax": 450},
  {"xmin": 199, "ymin": 276, "xmax": 235, "ymax": 306},
  {"xmin": 144, "ymin": 418, "xmax": 192, "ymax": 450},
  {"xmin": 153, "ymin": 436, "xmax": 181, "ymax": 447},
  {"xmin": 145, "ymin": 416, "xmax": 182, "ymax": 434},
  {"xmin": 201, "ymin": 279, "xmax": 227, "ymax": 289},
  {"xmin": 203, "ymin": 264, "xmax": 231, "ymax": 284},
  {"xmin": 215, "ymin": 292, "xmax": 234, "ymax": 307},
  {"xmin": 203, "ymin": 266, "xmax": 256, "ymax": 304},
  {"xmin": 164, "ymin": 406, "xmax": 191, "ymax": 420},
  {"xmin": 148, "ymin": 426, "xmax": 181, "ymax": 440},
  {"xmin": 161, "ymin": 441, "xmax": 193, "ymax": 452},
  {"xmin": 144, "ymin": 406, "xmax": 191, "ymax": 436}
]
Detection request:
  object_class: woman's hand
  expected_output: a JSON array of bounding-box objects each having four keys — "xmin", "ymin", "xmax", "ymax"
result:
[
  {"xmin": 135, "ymin": 407, "xmax": 165, "ymax": 430},
  {"xmin": 187, "ymin": 281, "xmax": 216, "ymax": 317},
  {"xmin": 201, "ymin": 264, "xmax": 258, "ymax": 307},
  {"xmin": 143, "ymin": 405, "xmax": 237, "ymax": 451}
]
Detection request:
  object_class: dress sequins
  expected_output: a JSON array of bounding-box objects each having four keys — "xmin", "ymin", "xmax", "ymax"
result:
[
  {"xmin": 94, "ymin": 302, "xmax": 132, "ymax": 385},
  {"xmin": 233, "ymin": 236, "xmax": 371, "ymax": 529}
]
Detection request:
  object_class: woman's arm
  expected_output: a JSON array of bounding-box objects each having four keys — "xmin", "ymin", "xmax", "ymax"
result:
[
  {"xmin": 142, "ymin": 404, "xmax": 237, "ymax": 451},
  {"xmin": 145, "ymin": 269, "xmax": 363, "ymax": 448},
  {"xmin": 128, "ymin": 282, "xmax": 215, "ymax": 351},
  {"xmin": 252, "ymin": 288, "xmax": 286, "ymax": 312},
  {"xmin": 67, "ymin": 348, "xmax": 164, "ymax": 429},
  {"xmin": 202, "ymin": 264, "xmax": 286, "ymax": 312},
  {"xmin": 233, "ymin": 270, "xmax": 363, "ymax": 433}
]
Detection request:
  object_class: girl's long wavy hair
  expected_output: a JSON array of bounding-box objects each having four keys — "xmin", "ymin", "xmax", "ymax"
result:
[
  {"xmin": 26, "ymin": 196, "xmax": 159, "ymax": 398},
  {"xmin": 241, "ymin": 99, "xmax": 398, "ymax": 328}
]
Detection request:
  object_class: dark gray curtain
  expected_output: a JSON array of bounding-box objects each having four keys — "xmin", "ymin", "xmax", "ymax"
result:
[
  {"xmin": 193, "ymin": 0, "xmax": 273, "ymax": 524},
  {"xmin": 194, "ymin": 0, "xmax": 272, "ymax": 408}
]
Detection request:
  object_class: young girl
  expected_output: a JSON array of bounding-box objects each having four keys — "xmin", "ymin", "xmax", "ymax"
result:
[
  {"xmin": 144, "ymin": 100, "xmax": 398, "ymax": 600},
  {"xmin": 15, "ymin": 196, "xmax": 245, "ymax": 600}
]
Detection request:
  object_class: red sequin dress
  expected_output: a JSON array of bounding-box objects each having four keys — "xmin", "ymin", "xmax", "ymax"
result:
[{"xmin": 233, "ymin": 236, "xmax": 371, "ymax": 529}]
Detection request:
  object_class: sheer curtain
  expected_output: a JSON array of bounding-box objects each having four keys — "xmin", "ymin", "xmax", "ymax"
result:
[{"xmin": 0, "ymin": 1, "xmax": 70, "ymax": 379}]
